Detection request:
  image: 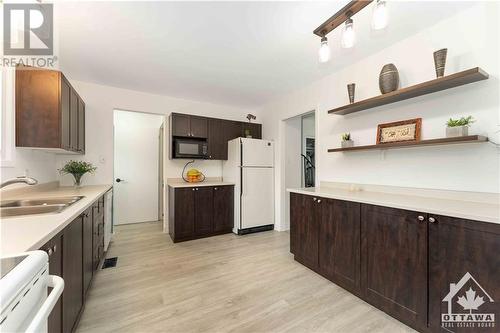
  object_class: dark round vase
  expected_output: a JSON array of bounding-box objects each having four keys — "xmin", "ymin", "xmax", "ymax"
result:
[{"xmin": 379, "ymin": 63, "xmax": 399, "ymax": 94}]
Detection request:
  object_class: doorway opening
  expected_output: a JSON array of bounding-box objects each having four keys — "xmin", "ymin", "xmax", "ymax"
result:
[
  {"xmin": 282, "ymin": 110, "xmax": 316, "ymax": 230},
  {"xmin": 113, "ymin": 109, "xmax": 165, "ymax": 226}
]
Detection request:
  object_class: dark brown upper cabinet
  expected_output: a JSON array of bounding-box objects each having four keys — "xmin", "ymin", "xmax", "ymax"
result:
[
  {"xmin": 242, "ymin": 122, "xmax": 262, "ymax": 139},
  {"xmin": 208, "ymin": 118, "xmax": 226, "ymax": 160},
  {"xmin": 170, "ymin": 113, "xmax": 262, "ymax": 160},
  {"xmin": 171, "ymin": 113, "xmax": 208, "ymax": 138},
  {"xmin": 16, "ymin": 66, "xmax": 85, "ymax": 154}
]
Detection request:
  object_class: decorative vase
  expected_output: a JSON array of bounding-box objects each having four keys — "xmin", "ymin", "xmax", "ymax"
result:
[
  {"xmin": 379, "ymin": 63, "xmax": 399, "ymax": 94},
  {"xmin": 446, "ymin": 126, "xmax": 468, "ymax": 138},
  {"xmin": 433, "ymin": 48, "xmax": 447, "ymax": 78},
  {"xmin": 341, "ymin": 140, "xmax": 354, "ymax": 148},
  {"xmin": 72, "ymin": 173, "xmax": 84, "ymax": 187},
  {"xmin": 347, "ymin": 83, "xmax": 355, "ymax": 104}
]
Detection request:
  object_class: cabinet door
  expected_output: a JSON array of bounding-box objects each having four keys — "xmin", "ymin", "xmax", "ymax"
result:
[
  {"xmin": 40, "ymin": 234, "xmax": 63, "ymax": 333},
  {"xmin": 361, "ymin": 204, "xmax": 427, "ymax": 330},
  {"xmin": 294, "ymin": 194, "xmax": 319, "ymax": 270},
  {"xmin": 77, "ymin": 98, "xmax": 85, "ymax": 153},
  {"xmin": 225, "ymin": 121, "xmax": 243, "ymax": 141},
  {"xmin": 319, "ymin": 199, "xmax": 361, "ymax": 294},
  {"xmin": 242, "ymin": 122, "xmax": 262, "ymax": 139},
  {"xmin": 16, "ymin": 68, "xmax": 61, "ymax": 148},
  {"xmin": 69, "ymin": 89, "xmax": 78, "ymax": 151},
  {"xmin": 63, "ymin": 216, "xmax": 84, "ymax": 333},
  {"xmin": 194, "ymin": 187, "xmax": 213, "ymax": 236},
  {"xmin": 190, "ymin": 116, "xmax": 208, "ymax": 138},
  {"xmin": 289, "ymin": 193, "xmax": 301, "ymax": 254},
  {"xmin": 171, "ymin": 113, "xmax": 191, "ymax": 137},
  {"xmin": 82, "ymin": 208, "xmax": 93, "ymax": 297},
  {"xmin": 208, "ymin": 119, "xmax": 225, "ymax": 160},
  {"xmin": 428, "ymin": 215, "xmax": 500, "ymax": 333},
  {"xmin": 60, "ymin": 76, "xmax": 71, "ymax": 150},
  {"xmin": 213, "ymin": 186, "xmax": 234, "ymax": 232},
  {"xmin": 174, "ymin": 188, "xmax": 195, "ymax": 239}
]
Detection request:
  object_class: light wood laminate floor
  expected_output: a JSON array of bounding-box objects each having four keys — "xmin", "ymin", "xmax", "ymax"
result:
[{"xmin": 77, "ymin": 222, "xmax": 415, "ymax": 333}]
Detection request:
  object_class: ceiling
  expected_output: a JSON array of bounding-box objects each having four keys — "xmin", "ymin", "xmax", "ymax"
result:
[{"xmin": 56, "ymin": 1, "xmax": 474, "ymax": 108}]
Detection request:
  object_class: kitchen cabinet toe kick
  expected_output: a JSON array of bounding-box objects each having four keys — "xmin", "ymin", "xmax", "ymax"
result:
[{"xmin": 290, "ymin": 192, "xmax": 500, "ymax": 333}]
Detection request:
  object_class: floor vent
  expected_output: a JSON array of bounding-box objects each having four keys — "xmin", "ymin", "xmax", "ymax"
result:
[{"xmin": 102, "ymin": 257, "xmax": 118, "ymax": 269}]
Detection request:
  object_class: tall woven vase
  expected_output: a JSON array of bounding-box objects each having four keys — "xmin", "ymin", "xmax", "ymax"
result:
[{"xmin": 379, "ymin": 63, "xmax": 399, "ymax": 94}]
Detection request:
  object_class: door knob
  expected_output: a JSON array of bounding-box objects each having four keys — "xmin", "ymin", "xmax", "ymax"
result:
[{"xmin": 116, "ymin": 178, "xmax": 123, "ymax": 183}]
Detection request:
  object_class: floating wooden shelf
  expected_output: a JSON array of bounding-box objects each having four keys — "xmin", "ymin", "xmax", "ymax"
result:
[
  {"xmin": 328, "ymin": 68, "xmax": 489, "ymax": 116},
  {"xmin": 328, "ymin": 135, "xmax": 488, "ymax": 153}
]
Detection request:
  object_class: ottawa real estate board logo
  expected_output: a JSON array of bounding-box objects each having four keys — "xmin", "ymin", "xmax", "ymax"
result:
[
  {"xmin": 2, "ymin": 2, "xmax": 56, "ymax": 67},
  {"xmin": 442, "ymin": 272, "xmax": 495, "ymax": 330}
]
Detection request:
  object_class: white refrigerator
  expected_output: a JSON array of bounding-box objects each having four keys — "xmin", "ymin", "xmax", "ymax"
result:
[{"xmin": 223, "ymin": 137, "xmax": 274, "ymax": 234}]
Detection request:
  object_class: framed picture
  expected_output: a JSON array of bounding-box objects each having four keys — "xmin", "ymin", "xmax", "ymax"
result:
[{"xmin": 376, "ymin": 118, "xmax": 422, "ymax": 144}]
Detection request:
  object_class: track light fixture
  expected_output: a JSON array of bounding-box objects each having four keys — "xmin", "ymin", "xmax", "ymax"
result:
[
  {"xmin": 318, "ymin": 35, "xmax": 331, "ymax": 63},
  {"xmin": 341, "ymin": 17, "xmax": 355, "ymax": 49},
  {"xmin": 372, "ymin": 0, "xmax": 388, "ymax": 30}
]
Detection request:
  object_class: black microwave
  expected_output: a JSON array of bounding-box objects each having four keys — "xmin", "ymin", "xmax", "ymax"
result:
[{"xmin": 173, "ymin": 138, "xmax": 208, "ymax": 159}]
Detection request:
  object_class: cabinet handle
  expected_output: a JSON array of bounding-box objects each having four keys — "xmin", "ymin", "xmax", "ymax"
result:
[
  {"xmin": 312, "ymin": 197, "xmax": 317, "ymax": 201},
  {"xmin": 53, "ymin": 245, "xmax": 57, "ymax": 253},
  {"xmin": 47, "ymin": 248, "xmax": 53, "ymax": 256},
  {"xmin": 317, "ymin": 199, "xmax": 322, "ymax": 203},
  {"xmin": 417, "ymin": 215, "xmax": 425, "ymax": 221},
  {"xmin": 214, "ymin": 187, "xmax": 218, "ymax": 190},
  {"xmin": 192, "ymin": 188, "xmax": 195, "ymax": 191},
  {"xmin": 196, "ymin": 188, "xmax": 199, "ymax": 191},
  {"xmin": 428, "ymin": 217, "xmax": 436, "ymax": 223}
]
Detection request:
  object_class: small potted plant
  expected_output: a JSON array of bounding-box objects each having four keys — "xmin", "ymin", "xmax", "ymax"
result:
[
  {"xmin": 59, "ymin": 160, "xmax": 97, "ymax": 187},
  {"xmin": 341, "ymin": 133, "xmax": 354, "ymax": 148},
  {"xmin": 446, "ymin": 116, "xmax": 475, "ymax": 138}
]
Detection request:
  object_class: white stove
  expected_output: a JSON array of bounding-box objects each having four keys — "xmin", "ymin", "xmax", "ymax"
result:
[{"xmin": 0, "ymin": 251, "xmax": 64, "ymax": 333}]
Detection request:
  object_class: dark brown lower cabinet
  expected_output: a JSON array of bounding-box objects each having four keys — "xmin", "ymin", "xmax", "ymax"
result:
[
  {"xmin": 361, "ymin": 204, "xmax": 428, "ymax": 331},
  {"xmin": 194, "ymin": 187, "xmax": 214, "ymax": 236},
  {"xmin": 169, "ymin": 185, "xmax": 234, "ymax": 242},
  {"xmin": 40, "ymin": 194, "xmax": 107, "ymax": 333},
  {"xmin": 428, "ymin": 215, "xmax": 500, "ymax": 333},
  {"xmin": 290, "ymin": 193, "xmax": 500, "ymax": 333},
  {"xmin": 63, "ymin": 216, "xmax": 84, "ymax": 333},
  {"xmin": 41, "ymin": 234, "xmax": 63, "ymax": 333},
  {"xmin": 213, "ymin": 186, "xmax": 234, "ymax": 232},
  {"xmin": 319, "ymin": 199, "xmax": 360, "ymax": 295},
  {"xmin": 292, "ymin": 193, "xmax": 319, "ymax": 270}
]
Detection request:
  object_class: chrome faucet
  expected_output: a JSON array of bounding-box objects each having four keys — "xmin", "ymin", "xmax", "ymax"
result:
[{"xmin": 1, "ymin": 176, "xmax": 38, "ymax": 189}]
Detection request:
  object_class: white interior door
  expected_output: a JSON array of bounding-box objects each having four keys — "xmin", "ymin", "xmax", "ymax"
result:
[
  {"xmin": 241, "ymin": 167, "xmax": 274, "ymax": 229},
  {"xmin": 114, "ymin": 110, "xmax": 164, "ymax": 225}
]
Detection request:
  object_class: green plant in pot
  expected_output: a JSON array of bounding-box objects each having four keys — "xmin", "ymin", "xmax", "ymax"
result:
[
  {"xmin": 446, "ymin": 116, "xmax": 475, "ymax": 138},
  {"xmin": 341, "ymin": 132, "xmax": 354, "ymax": 148},
  {"xmin": 59, "ymin": 160, "xmax": 97, "ymax": 187}
]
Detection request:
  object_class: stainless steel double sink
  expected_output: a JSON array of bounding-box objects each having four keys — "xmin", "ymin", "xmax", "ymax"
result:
[{"xmin": 0, "ymin": 196, "xmax": 84, "ymax": 218}]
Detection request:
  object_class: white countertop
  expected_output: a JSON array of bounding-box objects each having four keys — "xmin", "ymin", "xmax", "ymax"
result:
[
  {"xmin": 167, "ymin": 181, "xmax": 235, "ymax": 188},
  {"xmin": 288, "ymin": 186, "xmax": 500, "ymax": 225},
  {"xmin": 1, "ymin": 185, "xmax": 112, "ymax": 255}
]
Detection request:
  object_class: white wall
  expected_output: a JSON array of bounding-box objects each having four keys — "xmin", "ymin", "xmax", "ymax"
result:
[
  {"xmin": 283, "ymin": 116, "xmax": 302, "ymax": 230},
  {"xmin": 55, "ymin": 80, "xmax": 258, "ymax": 186},
  {"xmin": 113, "ymin": 110, "xmax": 164, "ymax": 225},
  {"xmin": 260, "ymin": 2, "xmax": 500, "ymax": 231}
]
